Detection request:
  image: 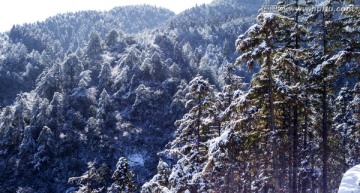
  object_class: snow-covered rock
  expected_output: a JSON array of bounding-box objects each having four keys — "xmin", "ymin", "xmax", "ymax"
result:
[{"xmin": 338, "ymin": 165, "xmax": 360, "ymax": 193}]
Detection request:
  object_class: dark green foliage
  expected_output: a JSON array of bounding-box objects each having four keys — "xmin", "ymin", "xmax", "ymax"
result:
[{"xmin": 108, "ymin": 157, "xmax": 136, "ymax": 193}]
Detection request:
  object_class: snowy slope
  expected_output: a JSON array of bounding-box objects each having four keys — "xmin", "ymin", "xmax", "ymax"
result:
[{"xmin": 339, "ymin": 165, "xmax": 360, "ymax": 193}]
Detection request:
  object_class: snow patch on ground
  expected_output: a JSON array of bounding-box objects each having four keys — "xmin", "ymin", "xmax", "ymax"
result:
[
  {"xmin": 127, "ymin": 153, "xmax": 145, "ymax": 167},
  {"xmin": 338, "ymin": 165, "xmax": 360, "ymax": 193}
]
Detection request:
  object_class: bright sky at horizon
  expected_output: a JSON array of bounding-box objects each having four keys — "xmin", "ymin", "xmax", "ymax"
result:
[{"xmin": 0, "ymin": 0, "xmax": 213, "ymax": 32}]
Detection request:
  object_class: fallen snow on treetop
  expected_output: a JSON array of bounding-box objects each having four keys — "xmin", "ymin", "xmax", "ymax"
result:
[
  {"xmin": 260, "ymin": 12, "xmax": 276, "ymax": 19},
  {"xmin": 258, "ymin": 12, "xmax": 293, "ymax": 22},
  {"xmin": 338, "ymin": 164, "xmax": 360, "ymax": 193},
  {"xmin": 207, "ymin": 129, "xmax": 230, "ymax": 155},
  {"xmin": 313, "ymin": 63, "xmax": 322, "ymax": 76}
]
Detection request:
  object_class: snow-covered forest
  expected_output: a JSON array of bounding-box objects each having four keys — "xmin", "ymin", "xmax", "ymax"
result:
[{"xmin": 0, "ymin": 0, "xmax": 359, "ymax": 192}]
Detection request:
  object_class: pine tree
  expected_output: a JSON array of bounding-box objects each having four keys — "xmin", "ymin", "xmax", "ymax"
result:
[
  {"xmin": 13, "ymin": 94, "xmax": 31, "ymax": 133},
  {"xmin": 305, "ymin": 1, "xmax": 345, "ymax": 191},
  {"xmin": 69, "ymin": 162, "xmax": 111, "ymax": 193},
  {"xmin": 78, "ymin": 70, "xmax": 92, "ymax": 88},
  {"xmin": 172, "ymin": 74, "xmax": 215, "ymax": 151},
  {"xmin": 276, "ymin": 1, "xmax": 316, "ymax": 191},
  {"xmin": 105, "ymin": 29, "xmax": 119, "ymax": 49},
  {"xmin": 96, "ymin": 89, "xmax": 114, "ymax": 133},
  {"xmin": 0, "ymin": 107, "xmax": 20, "ymax": 154},
  {"xmin": 36, "ymin": 62, "xmax": 63, "ymax": 99},
  {"xmin": 62, "ymin": 54, "xmax": 83, "ymax": 93},
  {"xmin": 33, "ymin": 126, "xmax": 54, "ymax": 170},
  {"xmin": 108, "ymin": 157, "xmax": 136, "ymax": 193},
  {"xmin": 338, "ymin": 0, "xmax": 360, "ymax": 53},
  {"xmin": 98, "ymin": 62, "xmax": 112, "ymax": 90},
  {"xmin": 48, "ymin": 92, "xmax": 64, "ymax": 137},
  {"xmin": 86, "ymin": 31, "xmax": 103, "ymax": 58},
  {"xmin": 19, "ymin": 126, "xmax": 36, "ymax": 156},
  {"xmin": 236, "ymin": 12, "xmax": 305, "ymax": 192},
  {"xmin": 30, "ymin": 98, "xmax": 50, "ymax": 130},
  {"xmin": 156, "ymin": 159, "xmax": 170, "ymax": 187},
  {"xmin": 140, "ymin": 159, "xmax": 171, "ymax": 193},
  {"xmin": 333, "ymin": 85, "xmax": 353, "ymax": 173},
  {"xmin": 220, "ymin": 61, "xmax": 245, "ymax": 108},
  {"xmin": 348, "ymin": 83, "xmax": 360, "ymax": 165},
  {"xmin": 169, "ymin": 80, "xmax": 188, "ymax": 122}
]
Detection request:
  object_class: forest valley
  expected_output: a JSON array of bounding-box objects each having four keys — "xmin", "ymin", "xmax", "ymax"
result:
[{"xmin": 0, "ymin": 0, "xmax": 359, "ymax": 193}]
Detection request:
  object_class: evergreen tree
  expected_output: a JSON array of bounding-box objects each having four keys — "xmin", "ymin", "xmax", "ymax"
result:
[
  {"xmin": 220, "ymin": 61, "xmax": 245, "ymax": 108},
  {"xmin": 86, "ymin": 31, "xmax": 103, "ymax": 58},
  {"xmin": 78, "ymin": 70, "xmax": 93, "ymax": 88},
  {"xmin": 0, "ymin": 107, "xmax": 20, "ymax": 154},
  {"xmin": 96, "ymin": 89, "xmax": 114, "ymax": 132},
  {"xmin": 62, "ymin": 54, "xmax": 83, "ymax": 93},
  {"xmin": 30, "ymin": 98, "xmax": 50, "ymax": 130},
  {"xmin": 108, "ymin": 157, "xmax": 136, "ymax": 193},
  {"xmin": 48, "ymin": 92, "xmax": 64, "ymax": 136},
  {"xmin": 156, "ymin": 159, "xmax": 170, "ymax": 187},
  {"xmin": 333, "ymin": 85, "xmax": 353, "ymax": 172},
  {"xmin": 19, "ymin": 126, "xmax": 36, "ymax": 156},
  {"xmin": 348, "ymin": 83, "xmax": 360, "ymax": 165},
  {"xmin": 172, "ymin": 74, "xmax": 215, "ymax": 151},
  {"xmin": 304, "ymin": 1, "xmax": 350, "ymax": 191},
  {"xmin": 33, "ymin": 126, "xmax": 54, "ymax": 170},
  {"xmin": 98, "ymin": 62, "xmax": 112, "ymax": 90},
  {"xmin": 13, "ymin": 94, "xmax": 31, "ymax": 133},
  {"xmin": 140, "ymin": 159, "xmax": 172, "ymax": 193},
  {"xmin": 276, "ymin": 1, "xmax": 319, "ymax": 191},
  {"xmin": 35, "ymin": 61, "xmax": 63, "ymax": 99},
  {"xmin": 236, "ymin": 12, "xmax": 306, "ymax": 192},
  {"xmin": 105, "ymin": 29, "xmax": 119, "ymax": 49},
  {"xmin": 69, "ymin": 162, "xmax": 111, "ymax": 193}
]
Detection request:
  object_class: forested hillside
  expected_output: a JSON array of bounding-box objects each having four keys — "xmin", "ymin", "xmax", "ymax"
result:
[
  {"xmin": 0, "ymin": 5, "xmax": 175, "ymax": 108},
  {"xmin": 0, "ymin": 1, "xmax": 259, "ymax": 192},
  {"xmin": 0, "ymin": 0, "xmax": 359, "ymax": 193}
]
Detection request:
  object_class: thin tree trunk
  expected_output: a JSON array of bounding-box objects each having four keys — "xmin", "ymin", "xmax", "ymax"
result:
[
  {"xmin": 292, "ymin": 106, "xmax": 299, "ymax": 193},
  {"xmin": 310, "ymin": 131, "xmax": 316, "ymax": 193},
  {"xmin": 321, "ymin": 11, "xmax": 329, "ymax": 193},
  {"xmin": 218, "ymin": 120, "xmax": 221, "ymax": 137},
  {"xmin": 293, "ymin": 2, "xmax": 300, "ymax": 190},
  {"xmin": 197, "ymin": 94, "xmax": 201, "ymax": 151},
  {"xmin": 266, "ymin": 34, "xmax": 280, "ymax": 192},
  {"xmin": 321, "ymin": 82, "xmax": 329, "ymax": 193},
  {"xmin": 301, "ymin": 89, "xmax": 309, "ymax": 193}
]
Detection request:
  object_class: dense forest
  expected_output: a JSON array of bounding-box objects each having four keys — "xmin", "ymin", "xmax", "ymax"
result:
[{"xmin": 0, "ymin": 0, "xmax": 359, "ymax": 192}]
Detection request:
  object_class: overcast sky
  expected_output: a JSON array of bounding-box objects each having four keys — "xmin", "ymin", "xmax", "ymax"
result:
[{"xmin": 0, "ymin": 0, "xmax": 213, "ymax": 32}]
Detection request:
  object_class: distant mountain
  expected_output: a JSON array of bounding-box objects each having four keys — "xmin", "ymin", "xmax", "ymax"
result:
[
  {"xmin": 0, "ymin": 5, "xmax": 174, "ymax": 108},
  {"xmin": 8, "ymin": 5, "xmax": 175, "ymax": 54}
]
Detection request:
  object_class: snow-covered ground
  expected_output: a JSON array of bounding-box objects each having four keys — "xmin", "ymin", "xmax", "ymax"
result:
[{"xmin": 338, "ymin": 165, "xmax": 360, "ymax": 193}]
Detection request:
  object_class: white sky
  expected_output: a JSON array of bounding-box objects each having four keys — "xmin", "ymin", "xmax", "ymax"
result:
[{"xmin": 0, "ymin": 0, "xmax": 213, "ymax": 32}]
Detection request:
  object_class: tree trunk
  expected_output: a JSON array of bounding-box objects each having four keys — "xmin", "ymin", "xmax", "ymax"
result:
[
  {"xmin": 292, "ymin": 2, "xmax": 299, "ymax": 192},
  {"xmin": 218, "ymin": 120, "xmax": 221, "ymax": 137},
  {"xmin": 197, "ymin": 93, "xmax": 201, "ymax": 151},
  {"xmin": 321, "ymin": 82, "xmax": 329, "ymax": 193},
  {"xmin": 266, "ymin": 35, "xmax": 280, "ymax": 192},
  {"xmin": 301, "ymin": 90, "xmax": 309, "ymax": 193},
  {"xmin": 292, "ymin": 106, "xmax": 298, "ymax": 193},
  {"xmin": 321, "ymin": 11, "xmax": 329, "ymax": 193}
]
